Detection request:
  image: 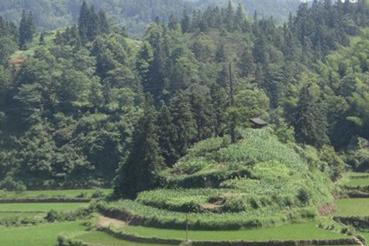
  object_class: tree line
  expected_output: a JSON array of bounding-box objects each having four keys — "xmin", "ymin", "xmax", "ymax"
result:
[{"xmin": 0, "ymin": 1, "xmax": 369, "ymax": 195}]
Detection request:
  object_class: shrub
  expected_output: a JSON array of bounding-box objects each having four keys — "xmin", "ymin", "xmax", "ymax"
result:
[
  {"xmin": 297, "ymin": 188, "xmax": 310, "ymax": 205},
  {"xmin": 0, "ymin": 176, "xmax": 27, "ymax": 192},
  {"xmin": 77, "ymin": 192, "xmax": 87, "ymax": 198},
  {"xmin": 91, "ymin": 189, "xmax": 105, "ymax": 199},
  {"xmin": 46, "ymin": 209, "xmax": 59, "ymax": 222}
]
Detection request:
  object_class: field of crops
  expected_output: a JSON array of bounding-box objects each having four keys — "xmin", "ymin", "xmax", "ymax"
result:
[
  {"xmin": 0, "ymin": 202, "xmax": 88, "ymax": 212},
  {"xmin": 117, "ymin": 222, "xmax": 348, "ymax": 241},
  {"xmin": 98, "ymin": 200, "xmax": 316, "ymax": 230},
  {"xmin": 0, "ymin": 222, "xmax": 86, "ymax": 246},
  {"xmin": 339, "ymin": 172, "xmax": 369, "ymax": 188},
  {"xmin": 75, "ymin": 231, "xmax": 171, "ymax": 246},
  {"xmin": 0, "ymin": 130, "xmax": 366, "ymax": 245},
  {"xmin": 149, "ymin": 128, "xmax": 334, "ymax": 230},
  {"xmin": 0, "ymin": 189, "xmax": 112, "ymax": 199},
  {"xmin": 335, "ymin": 198, "xmax": 369, "ymax": 217}
]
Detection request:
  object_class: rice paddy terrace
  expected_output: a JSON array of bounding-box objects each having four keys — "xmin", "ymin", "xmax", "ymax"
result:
[{"xmin": 2, "ymin": 129, "xmax": 369, "ymax": 245}]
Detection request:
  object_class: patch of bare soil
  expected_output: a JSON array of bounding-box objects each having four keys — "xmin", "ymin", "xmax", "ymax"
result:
[
  {"xmin": 96, "ymin": 215, "xmax": 127, "ymax": 229},
  {"xmin": 318, "ymin": 203, "xmax": 336, "ymax": 216}
]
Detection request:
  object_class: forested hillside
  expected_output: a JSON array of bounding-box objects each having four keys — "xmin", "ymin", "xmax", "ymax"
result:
[
  {"xmin": 0, "ymin": 0, "xmax": 369, "ymax": 193},
  {"xmin": 0, "ymin": 0, "xmax": 300, "ymax": 35}
]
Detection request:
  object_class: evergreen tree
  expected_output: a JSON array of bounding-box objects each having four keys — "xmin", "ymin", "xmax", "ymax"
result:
[
  {"xmin": 87, "ymin": 5, "xmax": 99, "ymax": 40},
  {"xmin": 211, "ymin": 85, "xmax": 228, "ymax": 136},
  {"xmin": 146, "ymin": 32, "xmax": 168, "ymax": 102},
  {"xmin": 215, "ymin": 44, "xmax": 226, "ymax": 63},
  {"xmin": 98, "ymin": 10, "xmax": 110, "ymax": 34},
  {"xmin": 238, "ymin": 48, "xmax": 255, "ymax": 77},
  {"xmin": 39, "ymin": 32, "xmax": 45, "ymax": 45},
  {"xmin": 114, "ymin": 98, "xmax": 164, "ymax": 199},
  {"xmin": 294, "ymin": 84, "xmax": 329, "ymax": 147},
  {"xmin": 136, "ymin": 42, "xmax": 153, "ymax": 89},
  {"xmin": 168, "ymin": 15, "xmax": 179, "ymax": 31},
  {"xmin": 181, "ymin": 11, "xmax": 191, "ymax": 33},
  {"xmin": 169, "ymin": 91, "xmax": 197, "ymax": 157},
  {"xmin": 190, "ymin": 85, "xmax": 214, "ymax": 141},
  {"xmin": 78, "ymin": 1, "xmax": 89, "ymax": 42},
  {"xmin": 158, "ymin": 103, "xmax": 177, "ymax": 166},
  {"xmin": 235, "ymin": 3, "xmax": 245, "ymax": 30},
  {"xmin": 78, "ymin": 2, "xmax": 109, "ymax": 42},
  {"xmin": 18, "ymin": 10, "xmax": 34, "ymax": 49},
  {"xmin": 226, "ymin": 0, "xmax": 235, "ymax": 30}
]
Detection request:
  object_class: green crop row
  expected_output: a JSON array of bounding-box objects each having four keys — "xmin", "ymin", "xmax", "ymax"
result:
[{"xmin": 97, "ymin": 200, "xmax": 317, "ymax": 230}]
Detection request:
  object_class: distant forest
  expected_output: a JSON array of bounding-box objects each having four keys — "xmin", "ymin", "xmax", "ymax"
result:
[{"xmin": 0, "ymin": 0, "xmax": 300, "ymax": 35}]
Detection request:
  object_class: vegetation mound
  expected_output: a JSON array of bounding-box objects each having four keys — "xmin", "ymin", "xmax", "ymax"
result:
[{"xmin": 105, "ymin": 128, "xmax": 335, "ymax": 229}]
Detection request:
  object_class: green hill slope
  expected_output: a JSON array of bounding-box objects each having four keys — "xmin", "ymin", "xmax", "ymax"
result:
[{"xmin": 100, "ymin": 128, "xmax": 334, "ymax": 229}]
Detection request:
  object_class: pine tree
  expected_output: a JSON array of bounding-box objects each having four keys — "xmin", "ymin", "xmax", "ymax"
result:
[
  {"xmin": 18, "ymin": 10, "xmax": 34, "ymax": 49},
  {"xmin": 181, "ymin": 11, "xmax": 191, "ymax": 33},
  {"xmin": 136, "ymin": 42, "xmax": 153, "ymax": 89},
  {"xmin": 87, "ymin": 5, "xmax": 99, "ymax": 40},
  {"xmin": 294, "ymin": 84, "xmax": 329, "ymax": 147},
  {"xmin": 169, "ymin": 91, "xmax": 196, "ymax": 157},
  {"xmin": 147, "ymin": 41, "xmax": 167, "ymax": 102},
  {"xmin": 98, "ymin": 10, "xmax": 110, "ymax": 34},
  {"xmin": 215, "ymin": 44, "xmax": 226, "ymax": 63},
  {"xmin": 39, "ymin": 32, "xmax": 45, "ymax": 45},
  {"xmin": 211, "ymin": 85, "xmax": 228, "ymax": 136},
  {"xmin": 235, "ymin": 3, "xmax": 245, "ymax": 30},
  {"xmin": 78, "ymin": 2, "xmax": 107, "ymax": 42},
  {"xmin": 168, "ymin": 15, "xmax": 179, "ymax": 31},
  {"xmin": 238, "ymin": 48, "xmax": 255, "ymax": 77},
  {"xmin": 158, "ymin": 103, "xmax": 177, "ymax": 166},
  {"xmin": 78, "ymin": 1, "xmax": 89, "ymax": 42},
  {"xmin": 226, "ymin": 0, "xmax": 235, "ymax": 30},
  {"xmin": 114, "ymin": 98, "xmax": 164, "ymax": 199},
  {"xmin": 252, "ymin": 36, "xmax": 268, "ymax": 65},
  {"xmin": 190, "ymin": 85, "xmax": 214, "ymax": 141}
]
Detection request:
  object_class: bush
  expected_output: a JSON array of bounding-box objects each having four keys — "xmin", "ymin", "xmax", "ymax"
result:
[
  {"xmin": 91, "ymin": 189, "xmax": 105, "ymax": 199},
  {"xmin": 0, "ymin": 176, "xmax": 26, "ymax": 192},
  {"xmin": 297, "ymin": 188, "xmax": 310, "ymax": 205},
  {"xmin": 46, "ymin": 209, "xmax": 59, "ymax": 222}
]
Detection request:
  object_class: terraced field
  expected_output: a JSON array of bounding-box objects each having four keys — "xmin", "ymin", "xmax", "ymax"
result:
[
  {"xmin": 0, "ymin": 222, "xmax": 86, "ymax": 246},
  {"xmin": 1, "ymin": 136, "xmax": 368, "ymax": 246},
  {"xmin": 0, "ymin": 202, "xmax": 88, "ymax": 212},
  {"xmin": 76, "ymin": 231, "xmax": 171, "ymax": 246},
  {"xmin": 115, "ymin": 222, "xmax": 348, "ymax": 241},
  {"xmin": 0, "ymin": 189, "xmax": 112, "ymax": 199},
  {"xmin": 336, "ymin": 198, "xmax": 369, "ymax": 217}
]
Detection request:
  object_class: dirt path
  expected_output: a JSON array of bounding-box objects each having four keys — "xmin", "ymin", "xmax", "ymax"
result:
[
  {"xmin": 353, "ymin": 236, "xmax": 365, "ymax": 246},
  {"xmin": 96, "ymin": 215, "xmax": 126, "ymax": 229}
]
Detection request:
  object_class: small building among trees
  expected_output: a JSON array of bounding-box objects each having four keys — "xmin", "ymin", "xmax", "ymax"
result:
[{"xmin": 250, "ymin": 118, "xmax": 268, "ymax": 129}]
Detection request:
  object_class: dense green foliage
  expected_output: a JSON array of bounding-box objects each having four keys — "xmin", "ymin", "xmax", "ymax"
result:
[
  {"xmin": 0, "ymin": 16, "xmax": 17, "ymax": 64},
  {"xmin": 0, "ymin": 0, "xmax": 367, "ymax": 192},
  {"xmin": 18, "ymin": 10, "xmax": 35, "ymax": 49},
  {"xmin": 0, "ymin": 0, "xmax": 300, "ymax": 35},
  {"xmin": 97, "ymin": 199, "xmax": 316, "ymax": 230},
  {"xmin": 107, "ymin": 128, "xmax": 333, "ymax": 228},
  {"xmin": 3, "ymin": 2, "xmax": 369, "ymax": 239}
]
